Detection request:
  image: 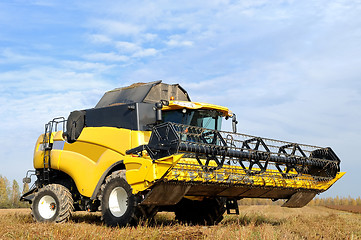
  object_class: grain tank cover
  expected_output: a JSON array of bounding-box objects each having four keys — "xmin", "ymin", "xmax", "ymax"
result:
[{"xmin": 95, "ymin": 80, "xmax": 191, "ymax": 108}]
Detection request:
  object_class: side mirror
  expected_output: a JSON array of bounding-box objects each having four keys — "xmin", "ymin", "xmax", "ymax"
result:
[
  {"xmin": 23, "ymin": 177, "xmax": 31, "ymax": 184},
  {"xmin": 232, "ymin": 114, "xmax": 238, "ymax": 133}
]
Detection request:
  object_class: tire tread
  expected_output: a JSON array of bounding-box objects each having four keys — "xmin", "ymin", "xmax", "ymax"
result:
[{"xmin": 31, "ymin": 184, "xmax": 74, "ymax": 223}]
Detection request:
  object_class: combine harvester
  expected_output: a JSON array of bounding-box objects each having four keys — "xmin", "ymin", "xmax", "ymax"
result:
[{"xmin": 21, "ymin": 81, "xmax": 344, "ymax": 226}]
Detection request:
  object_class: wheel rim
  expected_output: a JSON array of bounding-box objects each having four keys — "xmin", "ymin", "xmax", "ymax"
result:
[
  {"xmin": 109, "ymin": 187, "xmax": 128, "ymax": 217},
  {"xmin": 38, "ymin": 195, "xmax": 57, "ymax": 219}
]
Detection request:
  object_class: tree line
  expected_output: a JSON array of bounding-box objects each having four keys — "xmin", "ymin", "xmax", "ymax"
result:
[
  {"xmin": 309, "ymin": 196, "xmax": 361, "ymax": 206},
  {"xmin": 0, "ymin": 175, "xmax": 29, "ymax": 208}
]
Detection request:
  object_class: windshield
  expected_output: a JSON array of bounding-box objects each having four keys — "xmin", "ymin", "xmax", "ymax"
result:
[{"xmin": 162, "ymin": 109, "xmax": 222, "ymax": 130}]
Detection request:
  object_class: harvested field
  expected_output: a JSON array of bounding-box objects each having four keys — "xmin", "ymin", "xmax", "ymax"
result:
[
  {"xmin": 326, "ymin": 205, "xmax": 361, "ymax": 214},
  {"xmin": 1, "ymin": 206, "xmax": 361, "ymax": 239}
]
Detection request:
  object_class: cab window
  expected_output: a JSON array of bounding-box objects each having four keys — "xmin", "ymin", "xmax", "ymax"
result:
[{"xmin": 162, "ymin": 109, "xmax": 222, "ymax": 130}]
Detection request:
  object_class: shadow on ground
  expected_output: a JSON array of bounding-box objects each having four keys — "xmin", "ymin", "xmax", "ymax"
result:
[
  {"xmin": 71, "ymin": 212, "xmax": 103, "ymax": 225},
  {"xmin": 70, "ymin": 212, "xmax": 284, "ymax": 227}
]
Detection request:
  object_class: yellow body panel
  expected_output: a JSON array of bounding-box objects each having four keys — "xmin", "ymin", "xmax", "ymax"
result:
[
  {"xmin": 52, "ymin": 148, "xmax": 122, "ymax": 196},
  {"xmin": 33, "ymin": 128, "xmax": 152, "ymax": 197},
  {"xmin": 131, "ymin": 131, "xmax": 151, "ymax": 148},
  {"xmin": 124, "ymin": 154, "xmax": 183, "ymax": 193},
  {"xmin": 73, "ymin": 127, "xmax": 132, "ymax": 155}
]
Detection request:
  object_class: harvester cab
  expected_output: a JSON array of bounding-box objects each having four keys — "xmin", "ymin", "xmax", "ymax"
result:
[{"xmin": 21, "ymin": 80, "xmax": 344, "ymax": 227}]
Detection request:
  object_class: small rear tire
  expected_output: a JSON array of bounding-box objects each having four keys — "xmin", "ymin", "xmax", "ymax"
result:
[{"xmin": 31, "ymin": 184, "xmax": 74, "ymax": 223}]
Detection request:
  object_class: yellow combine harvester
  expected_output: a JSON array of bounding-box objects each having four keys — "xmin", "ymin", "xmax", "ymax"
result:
[{"xmin": 21, "ymin": 81, "xmax": 344, "ymax": 226}]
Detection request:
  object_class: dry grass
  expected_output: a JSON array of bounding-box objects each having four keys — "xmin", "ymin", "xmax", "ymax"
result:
[{"xmin": 1, "ymin": 206, "xmax": 361, "ymax": 240}]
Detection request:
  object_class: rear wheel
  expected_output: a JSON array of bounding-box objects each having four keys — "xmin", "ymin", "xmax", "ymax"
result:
[
  {"xmin": 31, "ymin": 184, "xmax": 73, "ymax": 223},
  {"xmin": 175, "ymin": 197, "xmax": 226, "ymax": 225},
  {"xmin": 99, "ymin": 170, "xmax": 141, "ymax": 227}
]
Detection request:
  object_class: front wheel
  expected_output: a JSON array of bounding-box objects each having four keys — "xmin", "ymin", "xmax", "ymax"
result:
[
  {"xmin": 31, "ymin": 184, "xmax": 74, "ymax": 223},
  {"xmin": 99, "ymin": 170, "xmax": 140, "ymax": 227}
]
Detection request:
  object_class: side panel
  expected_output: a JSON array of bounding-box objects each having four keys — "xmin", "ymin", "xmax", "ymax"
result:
[
  {"xmin": 85, "ymin": 103, "xmax": 156, "ymax": 131},
  {"xmin": 73, "ymin": 127, "xmax": 132, "ymax": 155},
  {"xmin": 124, "ymin": 154, "xmax": 183, "ymax": 194},
  {"xmin": 58, "ymin": 127, "xmax": 131, "ymax": 197},
  {"xmin": 34, "ymin": 127, "xmax": 153, "ymax": 197},
  {"xmin": 52, "ymin": 148, "xmax": 122, "ymax": 197},
  {"xmin": 86, "ymin": 104, "xmax": 139, "ymax": 130},
  {"xmin": 131, "ymin": 130, "xmax": 151, "ymax": 148}
]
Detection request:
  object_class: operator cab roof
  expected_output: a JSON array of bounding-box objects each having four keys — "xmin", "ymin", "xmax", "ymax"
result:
[{"xmin": 95, "ymin": 80, "xmax": 232, "ymax": 117}]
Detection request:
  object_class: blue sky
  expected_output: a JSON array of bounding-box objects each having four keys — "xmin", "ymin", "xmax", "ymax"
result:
[{"xmin": 0, "ymin": 0, "xmax": 360, "ymax": 198}]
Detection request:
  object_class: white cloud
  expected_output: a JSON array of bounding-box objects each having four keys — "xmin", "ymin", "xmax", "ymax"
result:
[
  {"xmin": 132, "ymin": 48, "xmax": 157, "ymax": 58},
  {"xmin": 115, "ymin": 41, "xmax": 140, "ymax": 53},
  {"xmin": 92, "ymin": 19, "xmax": 143, "ymax": 36},
  {"xmin": 0, "ymin": 48, "xmax": 51, "ymax": 64},
  {"xmin": 166, "ymin": 35, "xmax": 193, "ymax": 47},
  {"xmin": 88, "ymin": 34, "xmax": 113, "ymax": 44},
  {"xmin": 84, "ymin": 52, "xmax": 129, "ymax": 62},
  {"xmin": 143, "ymin": 33, "xmax": 158, "ymax": 41},
  {"xmin": 0, "ymin": 67, "xmax": 111, "ymax": 95},
  {"xmin": 84, "ymin": 41, "xmax": 158, "ymax": 62},
  {"xmin": 61, "ymin": 60, "xmax": 115, "ymax": 72}
]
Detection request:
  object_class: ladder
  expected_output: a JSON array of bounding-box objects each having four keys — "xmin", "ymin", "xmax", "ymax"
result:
[{"xmin": 42, "ymin": 117, "xmax": 66, "ymax": 185}]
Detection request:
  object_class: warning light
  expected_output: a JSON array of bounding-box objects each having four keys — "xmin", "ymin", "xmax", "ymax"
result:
[{"xmin": 170, "ymin": 96, "xmax": 175, "ymax": 100}]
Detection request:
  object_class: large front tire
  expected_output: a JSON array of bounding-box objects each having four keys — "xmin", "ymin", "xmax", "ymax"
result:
[
  {"xmin": 99, "ymin": 170, "xmax": 140, "ymax": 227},
  {"xmin": 31, "ymin": 184, "xmax": 73, "ymax": 223}
]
